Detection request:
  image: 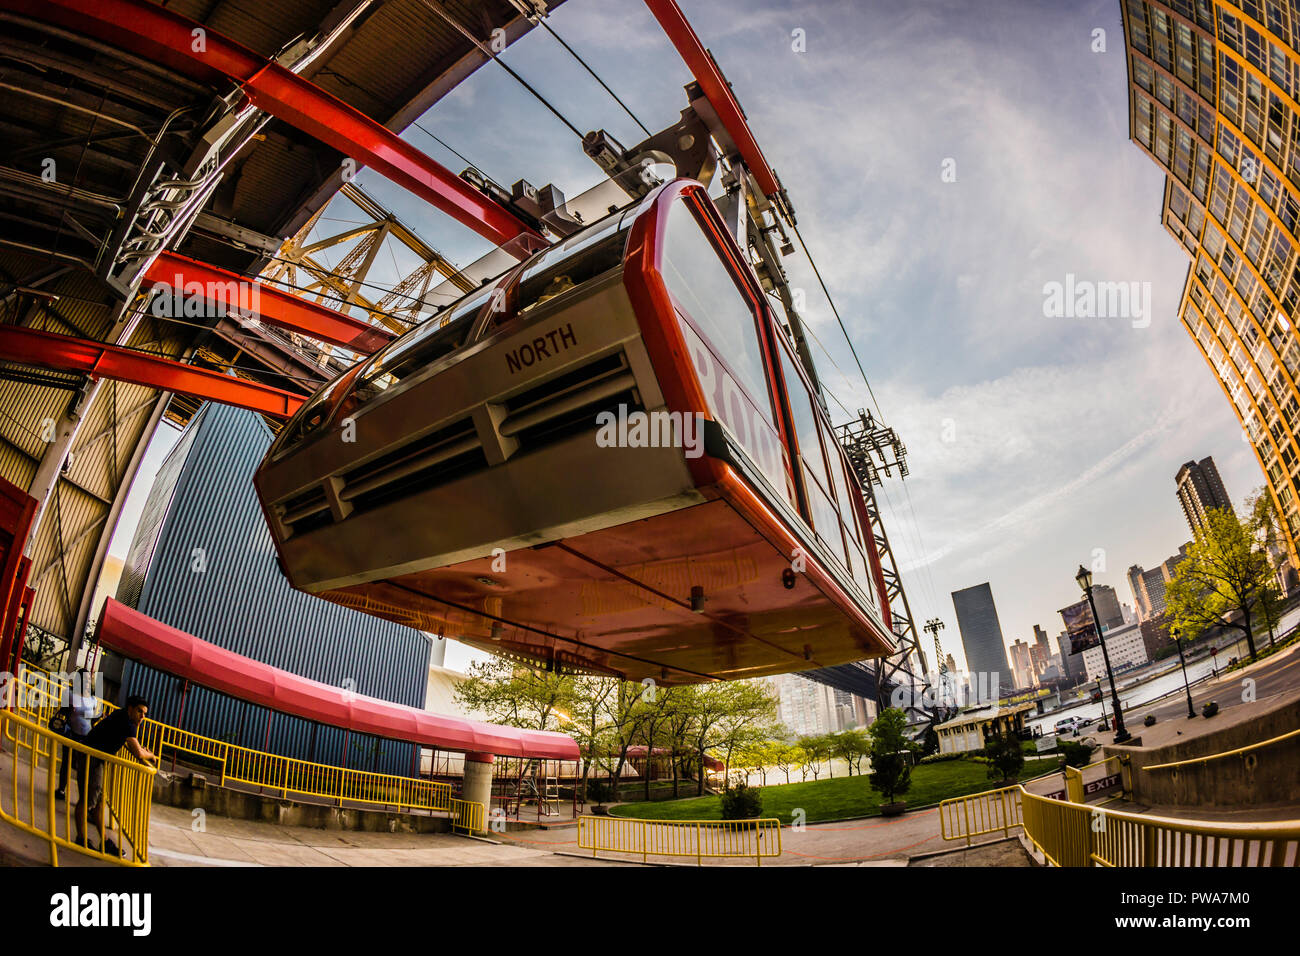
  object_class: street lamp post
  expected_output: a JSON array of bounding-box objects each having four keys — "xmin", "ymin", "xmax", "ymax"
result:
[
  {"xmin": 1173, "ymin": 627, "xmax": 1196, "ymax": 719},
  {"xmin": 1096, "ymin": 679, "xmax": 1108, "ymax": 730},
  {"xmin": 1075, "ymin": 565, "xmax": 1131, "ymax": 744}
]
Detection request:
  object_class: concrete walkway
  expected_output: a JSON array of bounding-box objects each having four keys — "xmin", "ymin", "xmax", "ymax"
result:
[
  {"xmin": 145, "ymin": 803, "xmax": 632, "ymax": 866},
  {"xmin": 495, "ymin": 804, "xmax": 1014, "ymax": 866}
]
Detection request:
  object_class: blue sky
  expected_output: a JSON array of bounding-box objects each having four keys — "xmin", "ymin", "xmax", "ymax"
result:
[{"xmin": 118, "ymin": 0, "xmax": 1263, "ymax": 673}]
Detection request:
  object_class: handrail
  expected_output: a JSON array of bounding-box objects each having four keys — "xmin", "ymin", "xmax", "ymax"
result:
[
  {"xmin": 1142, "ymin": 727, "xmax": 1300, "ymax": 772},
  {"xmin": 0, "ymin": 708, "xmax": 155, "ymax": 866},
  {"xmin": 577, "ymin": 815, "xmax": 782, "ymax": 865},
  {"xmin": 10, "ymin": 663, "xmax": 485, "ymax": 831},
  {"xmin": 939, "ymin": 782, "xmax": 1300, "ymax": 866}
]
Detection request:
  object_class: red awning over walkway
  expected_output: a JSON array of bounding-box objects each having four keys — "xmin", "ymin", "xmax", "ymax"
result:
[{"xmin": 96, "ymin": 598, "xmax": 578, "ymax": 760}]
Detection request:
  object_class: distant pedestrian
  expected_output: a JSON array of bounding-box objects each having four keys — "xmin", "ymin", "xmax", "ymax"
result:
[
  {"xmin": 54, "ymin": 669, "xmax": 97, "ymax": 800},
  {"xmin": 73, "ymin": 695, "xmax": 158, "ymax": 858}
]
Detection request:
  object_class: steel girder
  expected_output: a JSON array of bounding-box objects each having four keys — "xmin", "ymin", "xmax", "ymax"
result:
[
  {"xmin": 0, "ymin": 326, "xmax": 304, "ymax": 419},
  {"xmin": 0, "ymin": 0, "xmax": 545, "ymax": 252},
  {"xmin": 144, "ymin": 252, "xmax": 393, "ymax": 354}
]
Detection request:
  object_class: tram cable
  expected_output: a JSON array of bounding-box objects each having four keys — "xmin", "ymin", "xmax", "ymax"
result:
[
  {"xmin": 533, "ymin": 17, "xmax": 652, "ymax": 138},
  {"xmin": 788, "ymin": 225, "xmax": 944, "ymax": 622},
  {"xmin": 418, "ymin": 0, "xmax": 586, "ymax": 140}
]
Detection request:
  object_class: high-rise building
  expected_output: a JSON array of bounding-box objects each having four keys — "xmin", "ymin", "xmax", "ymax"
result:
[
  {"xmin": 771, "ymin": 673, "xmax": 867, "ymax": 737},
  {"xmin": 1009, "ymin": 639, "xmax": 1035, "ymax": 689},
  {"xmin": 1128, "ymin": 543, "xmax": 1192, "ymax": 620},
  {"xmin": 951, "ymin": 582, "xmax": 1011, "ymax": 695},
  {"xmin": 1081, "ymin": 623, "xmax": 1151, "ymax": 682},
  {"xmin": 1120, "ymin": 4, "xmax": 1299, "ymax": 565},
  {"xmin": 1028, "ymin": 640, "xmax": 1051, "ymax": 681},
  {"xmin": 1061, "ymin": 585, "xmax": 1124, "ymax": 636},
  {"xmin": 1176, "ymin": 457, "xmax": 1234, "ymax": 533},
  {"xmin": 114, "ymin": 403, "xmax": 434, "ymax": 775}
]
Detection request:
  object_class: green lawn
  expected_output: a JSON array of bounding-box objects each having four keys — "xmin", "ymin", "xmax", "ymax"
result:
[{"xmin": 607, "ymin": 756, "xmax": 1061, "ymax": 824}]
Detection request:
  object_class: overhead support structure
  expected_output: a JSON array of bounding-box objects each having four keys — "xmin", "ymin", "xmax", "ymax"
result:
[
  {"xmin": 837, "ymin": 409, "xmax": 930, "ymax": 723},
  {"xmin": 1, "ymin": 0, "xmax": 547, "ymax": 253},
  {"xmin": 143, "ymin": 252, "xmax": 394, "ymax": 354},
  {"xmin": 642, "ymin": 0, "xmax": 788, "ymax": 208},
  {"xmin": 0, "ymin": 326, "xmax": 304, "ymax": 420}
]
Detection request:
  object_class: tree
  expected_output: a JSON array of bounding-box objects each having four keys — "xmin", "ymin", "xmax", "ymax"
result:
[
  {"xmin": 831, "ymin": 728, "xmax": 869, "ymax": 776},
  {"xmin": 796, "ymin": 735, "xmax": 828, "ymax": 780},
  {"xmin": 866, "ymin": 708, "xmax": 919, "ymax": 804},
  {"xmin": 709, "ymin": 682, "xmax": 779, "ymax": 790},
  {"xmin": 796, "ymin": 741, "xmax": 820, "ymax": 782},
  {"xmin": 773, "ymin": 743, "xmax": 798, "ymax": 784},
  {"xmin": 1165, "ymin": 497, "xmax": 1278, "ymax": 663},
  {"xmin": 567, "ymin": 676, "xmax": 618, "ymax": 801},
  {"xmin": 921, "ymin": 723, "xmax": 940, "ymax": 758},
  {"xmin": 983, "ymin": 730, "xmax": 1025, "ymax": 783},
  {"xmin": 454, "ymin": 657, "xmax": 574, "ymax": 731}
]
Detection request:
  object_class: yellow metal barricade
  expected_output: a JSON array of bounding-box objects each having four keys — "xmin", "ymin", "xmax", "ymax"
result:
[
  {"xmin": 939, "ymin": 786, "xmax": 1022, "ymax": 845},
  {"xmin": 451, "ymin": 797, "xmax": 484, "ymax": 834},
  {"xmin": 0, "ymin": 708, "xmax": 154, "ymax": 866},
  {"xmin": 10, "ymin": 667, "xmax": 484, "ymax": 830},
  {"xmin": 577, "ymin": 816, "xmax": 782, "ymax": 865},
  {"xmin": 940, "ymin": 782, "xmax": 1300, "ymax": 866}
]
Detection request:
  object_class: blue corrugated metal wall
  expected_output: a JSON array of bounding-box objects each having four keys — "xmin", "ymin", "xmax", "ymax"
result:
[{"xmin": 118, "ymin": 402, "xmax": 430, "ymax": 776}]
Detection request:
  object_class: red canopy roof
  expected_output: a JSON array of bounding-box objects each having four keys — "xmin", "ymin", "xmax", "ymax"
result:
[{"xmin": 96, "ymin": 598, "xmax": 578, "ymax": 760}]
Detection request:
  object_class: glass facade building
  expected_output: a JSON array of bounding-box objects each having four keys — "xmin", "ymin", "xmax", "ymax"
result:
[{"xmin": 1121, "ymin": 0, "xmax": 1300, "ymax": 565}]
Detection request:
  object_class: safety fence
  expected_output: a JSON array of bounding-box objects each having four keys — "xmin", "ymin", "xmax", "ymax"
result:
[
  {"xmin": 6, "ymin": 663, "xmax": 485, "ymax": 837},
  {"xmin": 939, "ymin": 785, "xmax": 1023, "ymax": 845},
  {"xmin": 939, "ymin": 782, "xmax": 1300, "ymax": 866},
  {"xmin": 577, "ymin": 815, "xmax": 782, "ymax": 865},
  {"xmin": 0, "ymin": 708, "xmax": 154, "ymax": 866}
]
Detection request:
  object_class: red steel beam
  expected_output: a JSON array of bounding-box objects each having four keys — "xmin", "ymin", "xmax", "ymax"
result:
[
  {"xmin": 2, "ymin": 0, "xmax": 543, "ymax": 251},
  {"xmin": 144, "ymin": 253, "xmax": 394, "ymax": 354},
  {"xmin": 643, "ymin": 0, "xmax": 783, "ymax": 199},
  {"xmin": 0, "ymin": 326, "xmax": 305, "ymax": 419}
]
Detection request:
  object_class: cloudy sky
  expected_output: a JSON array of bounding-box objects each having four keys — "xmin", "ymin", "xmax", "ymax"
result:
[{"xmin": 116, "ymin": 0, "xmax": 1260, "ymax": 674}]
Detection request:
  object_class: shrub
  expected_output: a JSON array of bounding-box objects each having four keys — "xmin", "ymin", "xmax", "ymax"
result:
[
  {"xmin": 1202, "ymin": 701, "xmax": 1219, "ymax": 718},
  {"xmin": 586, "ymin": 780, "xmax": 611, "ymax": 805},
  {"xmin": 918, "ymin": 752, "xmax": 963, "ymax": 764},
  {"xmin": 983, "ymin": 731, "xmax": 1025, "ymax": 781},
  {"xmin": 1143, "ymin": 714, "xmax": 1157, "ymax": 727},
  {"xmin": 867, "ymin": 708, "xmax": 920, "ymax": 802},
  {"xmin": 1057, "ymin": 738, "xmax": 1095, "ymax": 768},
  {"xmin": 720, "ymin": 783, "xmax": 763, "ymax": 820}
]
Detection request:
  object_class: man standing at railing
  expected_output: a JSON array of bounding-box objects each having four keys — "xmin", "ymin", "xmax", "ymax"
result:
[{"xmin": 73, "ymin": 695, "xmax": 159, "ymax": 858}]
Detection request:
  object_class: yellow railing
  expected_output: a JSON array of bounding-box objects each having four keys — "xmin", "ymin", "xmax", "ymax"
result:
[
  {"xmin": 450, "ymin": 797, "xmax": 484, "ymax": 834},
  {"xmin": 8, "ymin": 663, "xmax": 484, "ymax": 830},
  {"xmin": 939, "ymin": 786, "xmax": 1023, "ymax": 845},
  {"xmin": 578, "ymin": 816, "xmax": 782, "ymax": 865},
  {"xmin": 940, "ymin": 783, "xmax": 1300, "ymax": 866},
  {"xmin": 0, "ymin": 708, "xmax": 154, "ymax": 866},
  {"xmin": 1141, "ymin": 727, "xmax": 1300, "ymax": 772}
]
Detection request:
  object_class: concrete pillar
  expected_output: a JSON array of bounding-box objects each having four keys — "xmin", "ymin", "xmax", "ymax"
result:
[{"xmin": 462, "ymin": 751, "xmax": 494, "ymax": 833}]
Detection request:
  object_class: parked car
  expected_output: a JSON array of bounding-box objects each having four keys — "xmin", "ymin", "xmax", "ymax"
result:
[{"xmin": 1054, "ymin": 716, "xmax": 1083, "ymax": 735}]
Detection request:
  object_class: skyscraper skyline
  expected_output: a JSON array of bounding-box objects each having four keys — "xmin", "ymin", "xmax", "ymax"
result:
[{"xmin": 951, "ymin": 582, "xmax": 1012, "ymax": 693}]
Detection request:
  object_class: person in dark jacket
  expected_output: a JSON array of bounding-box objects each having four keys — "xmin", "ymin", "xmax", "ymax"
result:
[{"xmin": 73, "ymin": 695, "xmax": 158, "ymax": 858}]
